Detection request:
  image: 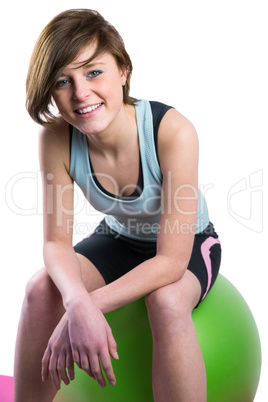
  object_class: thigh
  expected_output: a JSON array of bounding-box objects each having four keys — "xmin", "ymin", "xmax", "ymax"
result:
[{"xmin": 76, "ymin": 253, "xmax": 106, "ymax": 292}]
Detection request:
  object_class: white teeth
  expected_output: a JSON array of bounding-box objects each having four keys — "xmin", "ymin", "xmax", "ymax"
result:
[{"xmin": 77, "ymin": 103, "xmax": 102, "ymax": 114}]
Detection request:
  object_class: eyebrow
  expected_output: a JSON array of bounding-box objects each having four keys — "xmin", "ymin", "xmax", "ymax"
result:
[
  {"xmin": 81, "ymin": 61, "xmax": 106, "ymax": 69},
  {"xmin": 60, "ymin": 61, "xmax": 106, "ymax": 77}
]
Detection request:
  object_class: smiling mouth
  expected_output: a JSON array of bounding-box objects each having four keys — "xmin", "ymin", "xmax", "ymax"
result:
[{"xmin": 76, "ymin": 103, "xmax": 103, "ymax": 114}]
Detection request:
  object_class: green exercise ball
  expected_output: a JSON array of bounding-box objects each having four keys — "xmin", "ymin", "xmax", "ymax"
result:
[{"xmin": 55, "ymin": 274, "xmax": 262, "ymax": 402}]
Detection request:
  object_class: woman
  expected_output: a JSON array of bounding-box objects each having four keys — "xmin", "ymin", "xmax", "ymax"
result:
[{"xmin": 14, "ymin": 9, "xmax": 221, "ymax": 402}]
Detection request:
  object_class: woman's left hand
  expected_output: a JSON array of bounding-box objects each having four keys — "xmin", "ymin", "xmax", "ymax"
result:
[{"xmin": 41, "ymin": 312, "xmax": 76, "ymax": 390}]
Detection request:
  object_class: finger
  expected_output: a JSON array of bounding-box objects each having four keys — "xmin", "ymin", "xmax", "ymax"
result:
[
  {"xmin": 72, "ymin": 348, "xmax": 95, "ymax": 380},
  {"xmin": 78, "ymin": 351, "xmax": 95, "ymax": 379},
  {"xmin": 79, "ymin": 350, "xmax": 91, "ymax": 372},
  {"xmin": 57, "ymin": 354, "xmax": 70, "ymax": 386},
  {"xmin": 72, "ymin": 347, "xmax": 81, "ymax": 369},
  {"xmin": 66, "ymin": 353, "xmax": 75, "ymax": 382},
  {"xmin": 89, "ymin": 354, "xmax": 106, "ymax": 388},
  {"xmin": 41, "ymin": 347, "xmax": 51, "ymax": 382},
  {"xmin": 99, "ymin": 350, "xmax": 116, "ymax": 386},
  {"xmin": 107, "ymin": 328, "xmax": 119, "ymax": 361},
  {"xmin": 49, "ymin": 352, "xmax": 61, "ymax": 391}
]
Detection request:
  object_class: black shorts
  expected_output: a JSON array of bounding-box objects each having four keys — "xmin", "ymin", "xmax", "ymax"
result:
[{"xmin": 74, "ymin": 219, "xmax": 221, "ymax": 305}]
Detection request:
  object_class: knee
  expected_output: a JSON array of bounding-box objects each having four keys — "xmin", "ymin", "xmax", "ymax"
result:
[
  {"xmin": 24, "ymin": 268, "xmax": 60, "ymax": 312},
  {"xmin": 145, "ymin": 286, "xmax": 191, "ymax": 334}
]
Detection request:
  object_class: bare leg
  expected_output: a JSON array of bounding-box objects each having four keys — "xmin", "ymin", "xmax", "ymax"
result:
[
  {"xmin": 145, "ymin": 271, "xmax": 206, "ymax": 402},
  {"xmin": 14, "ymin": 268, "xmax": 64, "ymax": 402},
  {"xmin": 14, "ymin": 255, "xmax": 106, "ymax": 402}
]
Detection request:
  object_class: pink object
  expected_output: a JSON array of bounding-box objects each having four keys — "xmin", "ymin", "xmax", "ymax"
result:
[
  {"xmin": 201, "ymin": 237, "xmax": 221, "ymax": 300},
  {"xmin": 0, "ymin": 375, "xmax": 14, "ymax": 402}
]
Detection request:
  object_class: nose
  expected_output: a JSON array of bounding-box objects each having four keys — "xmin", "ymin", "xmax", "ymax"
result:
[{"xmin": 72, "ymin": 79, "xmax": 90, "ymax": 101}]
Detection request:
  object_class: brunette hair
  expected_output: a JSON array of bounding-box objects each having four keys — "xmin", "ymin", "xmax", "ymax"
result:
[{"xmin": 26, "ymin": 9, "xmax": 136, "ymax": 125}]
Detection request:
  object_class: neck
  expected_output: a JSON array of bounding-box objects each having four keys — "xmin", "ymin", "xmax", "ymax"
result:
[{"xmin": 87, "ymin": 104, "xmax": 137, "ymax": 159}]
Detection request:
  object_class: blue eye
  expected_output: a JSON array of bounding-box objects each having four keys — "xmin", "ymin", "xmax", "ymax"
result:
[{"xmin": 87, "ymin": 70, "xmax": 103, "ymax": 78}]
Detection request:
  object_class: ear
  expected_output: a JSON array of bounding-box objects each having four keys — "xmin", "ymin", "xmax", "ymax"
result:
[{"xmin": 120, "ymin": 66, "xmax": 128, "ymax": 86}]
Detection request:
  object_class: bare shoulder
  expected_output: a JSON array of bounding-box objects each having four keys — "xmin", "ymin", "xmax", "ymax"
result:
[
  {"xmin": 158, "ymin": 108, "xmax": 198, "ymax": 149},
  {"xmin": 158, "ymin": 108, "xmax": 199, "ymax": 169},
  {"xmin": 39, "ymin": 117, "xmax": 70, "ymax": 172},
  {"xmin": 39, "ymin": 116, "xmax": 69, "ymax": 147}
]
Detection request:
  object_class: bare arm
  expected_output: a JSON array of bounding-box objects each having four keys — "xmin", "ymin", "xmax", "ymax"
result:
[
  {"xmin": 39, "ymin": 121, "xmax": 89, "ymax": 306},
  {"xmin": 39, "ymin": 121, "xmax": 118, "ymax": 389}
]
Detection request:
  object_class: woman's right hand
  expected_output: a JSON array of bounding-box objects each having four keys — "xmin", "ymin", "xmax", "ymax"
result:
[
  {"xmin": 42, "ymin": 293, "xmax": 119, "ymax": 390},
  {"xmin": 67, "ymin": 294, "xmax": 119, "ymax": 389},
  {"xmin": 42, "ymin": 312, "xmax": 75, "ymax": 390}
]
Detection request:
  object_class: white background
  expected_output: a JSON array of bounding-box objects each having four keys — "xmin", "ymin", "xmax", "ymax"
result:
[{"xmin": 1, "ymin": 0, "xmax": 267, "ymax": 400}]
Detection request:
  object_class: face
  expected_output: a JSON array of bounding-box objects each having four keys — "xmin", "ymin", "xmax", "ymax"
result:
[{"xmin": 52, "ymin": 44, "xmax": 127, "ymax": 136}]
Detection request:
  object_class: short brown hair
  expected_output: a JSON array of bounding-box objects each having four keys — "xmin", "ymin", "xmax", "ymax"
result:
[{"xmin": 26, "ymin": 9, "xmax": 136, "ymax": 125}]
